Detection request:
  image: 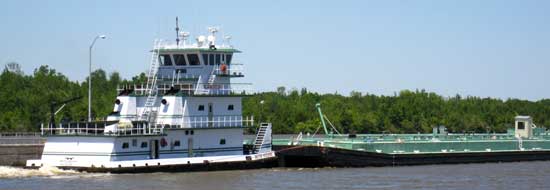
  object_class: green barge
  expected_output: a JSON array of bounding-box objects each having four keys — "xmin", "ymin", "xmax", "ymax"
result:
[{"xmin": 271, "ymin": 104, "xmax": 550, "ymax": 167}]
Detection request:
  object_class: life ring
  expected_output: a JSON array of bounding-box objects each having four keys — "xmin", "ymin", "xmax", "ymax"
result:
[
  {"xmin": 160, "ymin": 138, "xmax": 168, "ymax": 147},
  {"xmin": 220, "ymin": 64, "xmax": 228, "ymax": 74}
]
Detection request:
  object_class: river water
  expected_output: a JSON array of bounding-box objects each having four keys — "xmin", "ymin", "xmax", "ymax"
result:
[{"xmin": 1, "ymin": 161, "xmax": 550, "ymax": 190}]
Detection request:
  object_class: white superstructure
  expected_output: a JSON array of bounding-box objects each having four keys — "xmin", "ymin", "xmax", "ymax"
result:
[{"xmin": 26, "ymin": 23, "xmax": 274, "ymax": 171}]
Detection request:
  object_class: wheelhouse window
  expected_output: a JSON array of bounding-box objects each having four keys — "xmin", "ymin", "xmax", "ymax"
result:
[
  {"xmin": 202, "ymin": 54, "xmax": 209, "ymax": 65},
  {"xmin": 226, "ymin": 54, "xmax": 232, "ymax": 64},
  {"xmin": 227, "ymin": 104, "xmax": 234, "ymax": 111},
  {"xmin": 198, "ymin": 105, "xmax": 205, "ymax": 111},
  {"xmin": 209, "ymin": 54, "xmax": 215, "ymax": 65},
  {"xmin": 518, "ymin": 122, "xmax": 525, "ymax": 130},
  {"xmin": 187, "ymin": 54, "xmax": 200, "ymax": 65},
  {"xmin": 159, "ymin": 55, "xmax": 173, "ymax": 66},
  {"xmin": 173, "ymin": 54, "xmax": 187, "ymax": 66},
  {"xmin": 215, "ymin": 54, "xmax": 221, "ymax": 65}
]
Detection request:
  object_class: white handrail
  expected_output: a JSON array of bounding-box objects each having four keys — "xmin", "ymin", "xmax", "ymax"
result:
[
  {"xmin": 40, "ymin": 121, "xmax": 163, "ymax": 136},
  {"xmin": 180, "ymin": 115, "xmax": 254, "ymax": 128}
]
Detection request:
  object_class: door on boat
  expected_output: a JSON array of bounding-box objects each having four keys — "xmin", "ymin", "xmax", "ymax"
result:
[
  {"xmin": 208, "ymin": 103, "xmax": 213, "ymax": 127},
  {"xmin": 150, "ymin": 140, "xmax": 159, "ymax": 159},
  {"xmin": 188, "ymin": 138, "xmax": 193, "ymax": 157}
]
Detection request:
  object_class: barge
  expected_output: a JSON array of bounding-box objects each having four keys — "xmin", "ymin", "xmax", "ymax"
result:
[
  {"xmin": 274, "ymin": 104, "xmax": 550, "ymax": 167},
  {"xmin": 26, "ymin": 21, "xmax": 276, "ymax": 173}
]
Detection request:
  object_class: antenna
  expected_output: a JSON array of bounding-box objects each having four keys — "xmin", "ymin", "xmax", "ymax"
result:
[
  {"xmin": 224, "ymin": 35, "xmax": 232, "ymax": 48},
  {"xmin": 179, "ymin": 31, "xmax": 190, "ymax": 47},
  {"xmin": 207, "ymin": 27, "xmax": 219, "ymax": 49},
  {"xmin": 175, "ymin": 17, "xmax": 180, "ymax": 47}
]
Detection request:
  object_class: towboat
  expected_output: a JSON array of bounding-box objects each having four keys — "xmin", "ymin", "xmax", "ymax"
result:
[{"xmin": 26, "ymin": 22, "xmax": 276, "ymax": 173}]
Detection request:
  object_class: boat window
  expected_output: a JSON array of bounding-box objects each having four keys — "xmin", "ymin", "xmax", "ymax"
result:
[
  {"xmin": 141, "ymin": 142, "xmax": 148, "ymax": 148},
  {"xmin": 202, "ymin": 54, "xmax": 209, "ymax": 65},
  {"xmin": 227, "ymin": 104, "xmax": 234, "ymax": 111},
  {"xmin": 190, "ymin": 130, "xmax": 194, "ymax": 135},
  {"xmin": 187, "ymin": 54, "xmax": 200, "ymax": 65},
  {"xmin": 209, "ymin": 54, "xmax": 215, "ymax": 65},
  {"xmin": 215, "ymin": 54, "xmax": 221, "ymax": 65},
  {"xmin": 185, "ymin": 130, "xmax": 189, "ymax": 135},
  {"xmin": 132, "ymin": 139, "xmax": 137, "ymax": 147},
  {"xmin": 219, "ymin": 138, "xmax": 226, "ymax": 145},
  {"xmin": 159, "ymin": 54, "xmax": 173, "ymax": 66},
  {"xmin": 173, "ymin": 54, "xmax": 187, "ymax": 66},
  {"xmin": 226, "ymin": 54, "xmax": 232, "ymax": 64},
  {"xmin": 174, "ymin": 140, "xmax": 181, "ymax": 147},
  {"xmin": 518, "ymin": 122, "xmax": 525, "ymax": 130},
  {"xmin": 122, "ymin": 142, "xmax": 129, "ymax": 149},
  {"xmin": 198, "ymin": 105, "xmax": 205, "ymax": 111},
  {"xmin": 176, "ymin": 69, "xmax": 187, "ymax": 74}
]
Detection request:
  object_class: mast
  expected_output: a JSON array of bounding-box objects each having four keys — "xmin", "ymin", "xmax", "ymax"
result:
[
  {"xmin": 175, "ymin": 17, "xmax": 180, "ymax": 47},
  {"xmin": 315, "ymin": 103, "xmax": 330, "ymax": 136}
]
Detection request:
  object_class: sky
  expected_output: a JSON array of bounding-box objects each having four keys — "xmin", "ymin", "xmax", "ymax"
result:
[{"xmin": 1, "ymin": 0, "xmax": 549, "ymax": 100}]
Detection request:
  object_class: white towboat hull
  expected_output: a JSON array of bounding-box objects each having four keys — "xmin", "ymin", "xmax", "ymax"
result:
[{"xmin": 26, "ymin": 151, "xmax": 276, "ymax": 173}]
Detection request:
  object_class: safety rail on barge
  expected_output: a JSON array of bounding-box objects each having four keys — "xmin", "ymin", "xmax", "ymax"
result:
[{"xmin": 274, "ymin": 105, "xmax": 550, "ymax": 167}]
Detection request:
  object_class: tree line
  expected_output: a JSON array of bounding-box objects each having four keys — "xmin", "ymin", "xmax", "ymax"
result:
[{"xmin": 1, "ymin": 64, "xmax": 549, "ymax": 134}]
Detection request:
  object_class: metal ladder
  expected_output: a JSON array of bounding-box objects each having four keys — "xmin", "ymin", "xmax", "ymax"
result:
[
  {"xmin": 193, "ymin": 75, "xmax": 208, "ymax": 95},
  {"xmin": 139, "ymin": 39, "xmax": 162, "ymax": 124},
  {"xmin": 207, "ymin": 66, "xmax": 217, "ymax": 84},
  {"xmin": 252, "ymin": 124, "xmax": 269, "ymax": 153}
]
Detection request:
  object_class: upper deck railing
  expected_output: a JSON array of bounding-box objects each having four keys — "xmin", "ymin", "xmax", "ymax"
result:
[
  {"xmin": 117, "ymin": 83, "xmax": 254, "ymax": 96},
  {"xmin": 155, "ymin": 41, "xmax": 236, "ymax": 51},
  {"xmin": 213, "ymin": 63, "xmax": 244, "ymax": 77},
  {"xmin": 178, "ymin": 115, "xmax": 254, "ymax": 128},
  {"xmin": 40, "ymin": 121, "xmax": 164, "ymax": 136}
]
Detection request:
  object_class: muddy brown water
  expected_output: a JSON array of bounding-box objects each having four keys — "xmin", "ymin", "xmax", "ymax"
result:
[{"xmin": 1, "ymin": 161, "xmax": 550, "ymax": 190}]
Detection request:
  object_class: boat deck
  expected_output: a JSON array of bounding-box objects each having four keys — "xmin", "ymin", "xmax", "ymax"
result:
[
  {"xmin": 26, "ymin": 151, "xmax": 276, "ymax": 173},
  {"xmin": 272, "ymin": 131, "xmax": 550, "ymax": 154}
]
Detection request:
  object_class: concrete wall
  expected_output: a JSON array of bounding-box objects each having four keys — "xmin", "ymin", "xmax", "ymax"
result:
[{"xmin": 0, "ymin": 144, "xmax": 44, "ymax": 166}]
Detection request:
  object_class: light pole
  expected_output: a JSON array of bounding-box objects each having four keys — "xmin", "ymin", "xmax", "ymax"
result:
[
  {"xmin": 259, "ymin": 100, "xmax": 265, "ymax": 123},
  {"xmin": 89, "ymin": 35, "xmax": 106, "ymax": 122}
]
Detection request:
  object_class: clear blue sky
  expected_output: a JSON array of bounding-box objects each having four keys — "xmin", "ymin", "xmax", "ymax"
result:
[{"xmin": 1, "ymin": 0, "xmax": 549, "ymax": 100}]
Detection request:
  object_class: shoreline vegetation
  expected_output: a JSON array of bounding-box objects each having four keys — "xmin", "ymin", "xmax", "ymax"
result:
[{"xmin": 1, "ymin": 65, "xmax": 549, "ymax": 134}]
